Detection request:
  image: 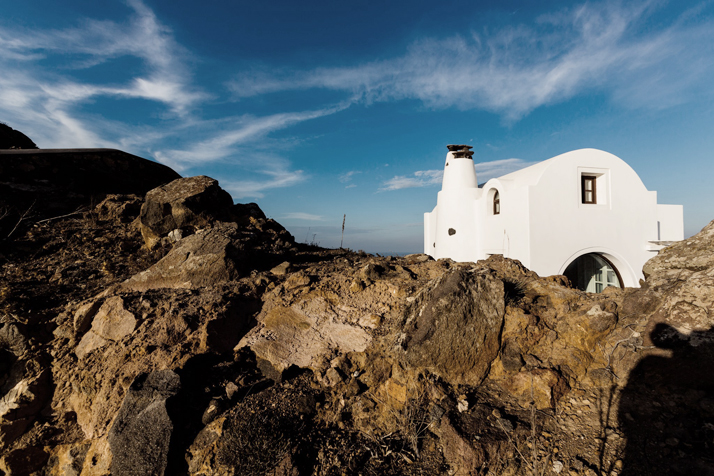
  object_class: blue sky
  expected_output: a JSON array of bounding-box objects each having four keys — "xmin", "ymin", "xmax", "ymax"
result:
[{"xmin": 1, "ymin": 1, "xmax": 713, "ymax": 254}]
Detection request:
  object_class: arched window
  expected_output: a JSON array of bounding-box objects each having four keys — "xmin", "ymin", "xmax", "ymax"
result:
[
  {"xmin": 564, "ymin": 253, "xmax": 621, "ymax": 293},
  {"xmin": 493, "ymin": 191, "xmax": 500, "ymax": 215}
]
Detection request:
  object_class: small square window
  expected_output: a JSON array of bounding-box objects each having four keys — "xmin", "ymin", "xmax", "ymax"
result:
[{"xmin": 582, "ymin": 175, "xmax": 596, "ymax": 204}]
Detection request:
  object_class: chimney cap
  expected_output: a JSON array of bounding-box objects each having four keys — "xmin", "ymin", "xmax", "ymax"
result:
[
  {"xmin": 446, "ymin": 144, "xmax": 473, "ymax": 151},
  {"xmin": 446, "ymin": 144, "xmax": 474, "ymax": 159}
]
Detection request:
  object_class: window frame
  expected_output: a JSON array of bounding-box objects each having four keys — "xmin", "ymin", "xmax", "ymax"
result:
[
  {"xmin": 493, "ymin": 190, "xmax": 500, "ymax": 215},
  {"xmin": 581, "ymin": 175, "xmax": 597, "ymax": 204}
]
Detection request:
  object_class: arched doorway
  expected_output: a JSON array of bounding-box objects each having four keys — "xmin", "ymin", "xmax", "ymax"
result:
[{"xmin": 563, "ymin": 253, "xmax": 622, "ymax": 293}]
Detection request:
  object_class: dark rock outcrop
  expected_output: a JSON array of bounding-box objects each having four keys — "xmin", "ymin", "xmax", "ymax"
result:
[
  {"xmin": 139, "ymin": 175, "xmax": 234, "ymax": 249},
  {"xmin": 137, "ymin": 175, "xmax": 295, "ymax": 256},
  {"xmin": 401, "ymin": 267, "xmax": 505, "ymax": 386},
  {"xmin": 0, "ymin": 123, "xmax": 37, "ymax": 150},
  {"xmin": 0, "ymin": 148, "xmax": 180, "ymax": 238}
]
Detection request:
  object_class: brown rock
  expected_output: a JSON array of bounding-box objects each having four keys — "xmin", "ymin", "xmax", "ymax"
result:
[
  {"xmin": 359, "ymin": 262, "xmax": 385, "ymax": 281},
  {"xmin": 0, "ymin": 323, "xmax": 28, "ymax": 357},
  {"xmin": 404, "ymin": 253, "xmax": 432, "ymax": 262},
  {"xmin": 186, "ymin": 417, "xmax": 227, "ymax": 474},
  {"xmin": 139, "ymin": 176, "xmax": 234, "ymax": 249},
  {"xmin": 432, "ymin": 416, "xmax": 485, "ymax": 475},
  {"xmin": 349, "ymin": 279, "xmax": 364, "ymax": 292},
  {"xmin": 271, "ymin": 261, "xmax": 292, "ymax": 276},
  {"xmin": 90, "ymin": 296, "xmax": 137, "ymax": 341},
  {"xmin": 645, "ymin": 267, "xmax": 714, "ymax": 338},
  {"xmin": 94, "ymin": 194, "xmax": 142, "ymax": 223},
  {"xmin": 643, "ymin": 220, "xmax": 714, "ymax": 285},
  {"xmin": 0, "ymin": 368, "xmax": 51, "ymax": 448},
  {"xmin": 285, "ymin": 271, "xmax": 311, "ymax": 290},
  {"xmin": 73, "ymin": 300, "xmax": 102, "ymax": 333},
  {"xmin": 383, "ymin": 378, "xmax": 407, "ymax": 405},
  {"xmin": 237, "ymin": 298, "xmax": 371, "ymax": 375},
  {"xmin": 401, "ymin": 268, "xmax": 505, "ymax": 386},
  {"xmin": 74, "ymin": 331, "xmax": 110, "ymax": 360},
  {"xmin": 0, "ymin": 446, "xmax": 49, "ymax": 475},
  {"xmin": 498, "ymin": 368, "xmax": 568, "ymax": 409},
  {"xmin": 123, "ymin": 222, "xmax": 243, "ymax": 291},
  {"xmin": 324, "ymin": 368, "xmax": 343, "ymax": 387}
]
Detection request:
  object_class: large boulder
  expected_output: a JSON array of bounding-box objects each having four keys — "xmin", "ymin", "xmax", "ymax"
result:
[
  {"xmin": 643, "ymin": 220, "xmax": 714, "ymax": 286},
  {"xmin": 238, "ymin": 300, "xmax": 372, "ymax": 379},
  {"xmin": 399, "ymin": 267, "xmax": 505, "ymax": 386},
  {"xmin": 139, "ymin": 176, "xmax": 234, "ymax": 249},
  {"xmin": 123, "ymin": 222, "xmax": 244, "ymax": 291},
  {"xmin": 107, "ymin": 370, "xmax": 181, "ymax": 476},
  {"xmin": 629, "ymin": 221, "xmax": 714, "ymax": 346}
]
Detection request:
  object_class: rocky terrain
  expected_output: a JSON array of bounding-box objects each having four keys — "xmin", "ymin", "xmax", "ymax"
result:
[
  {"xmin": 0, "ymin": 124, "xmax": 36, "ymax": 150},
  {"xmin": 1, "ymin": 145, "xmax": 713, "ymax": 475},
  {"xmin": 0, "ymin": 147, "xmax": 180, "ymax": 239}
]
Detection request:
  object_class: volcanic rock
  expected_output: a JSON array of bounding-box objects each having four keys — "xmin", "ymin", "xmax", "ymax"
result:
[
  {"xmin": 124, "ymin": 222, "xmax": 244, "ymax": 291},
  {"xmin": 139, "ymin": 175, "xmax": 234, "ymax": 249},
  {"xmin": 643, "ymin": 219, "xmax": 714, "ymax": 285},
  {"xmin": 107, "ymin": 370, "xmax": 181, "ymax": 476},
  {"xmin": 0, "ymin": 148, "xmax": 180, "ymax": 238},
  {"xmin": 0, "ymin": 123, "xmax": 37, "ymax": 150},
  {"xmin": 1, "ymin": 160, "xmax": 713, "ymax": 475},
  {"xmin": 399, "ymin": 267, "xmax": 505, "ymax": 386}
]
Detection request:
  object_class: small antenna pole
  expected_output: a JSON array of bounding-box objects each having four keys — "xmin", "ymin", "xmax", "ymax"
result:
[{"xmin": 340, "ymin": 214, "xmax": 346, "ymax": 249}]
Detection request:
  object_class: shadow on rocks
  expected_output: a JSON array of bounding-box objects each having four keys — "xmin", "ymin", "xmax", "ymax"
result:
[
  {"xmin": 164, "ymin": 350, "xmax": 271, "ymax": 475},
  {"xmin": 619, "ymin": 323, "xmax": 714, "ymax": 475}
]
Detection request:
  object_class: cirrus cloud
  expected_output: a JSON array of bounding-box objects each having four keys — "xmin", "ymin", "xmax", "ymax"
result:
[
  {"xmin": 229, "ymin": 2, "xmax": 714, "ymax": 119},
  {"xmin": 380, "ymin": 158, "xmax": 537, "ymax": 191}
]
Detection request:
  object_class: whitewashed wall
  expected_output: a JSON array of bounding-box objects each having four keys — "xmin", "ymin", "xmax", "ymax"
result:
[{"xmin": 425, "ymin": 148, "xmax": 684, "ymax": 288}]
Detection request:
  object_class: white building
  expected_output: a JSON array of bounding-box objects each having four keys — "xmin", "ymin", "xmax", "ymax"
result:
[{"xmin": 424, "ymin": 145, "xmax": 683, "ymax": 292}]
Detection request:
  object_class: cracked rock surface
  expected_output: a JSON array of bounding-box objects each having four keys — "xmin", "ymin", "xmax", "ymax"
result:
[{"xmin": 1, "ymin": 169, "xmax": 713, "ymax": 475}]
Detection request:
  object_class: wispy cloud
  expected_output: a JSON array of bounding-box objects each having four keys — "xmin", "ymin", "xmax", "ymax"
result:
[
  {"xmin": 153, "ymin": 104, "xmax": 350, "ymax": 171},
  {"xmin": 380, "ymin": 169, "xmax": 443, "ymax": 191},
  {"xmin": 0, "ymin": 0, "xmax": 200, "ymax": 147},
  {"xmin": 229, "ymin": 2, "xmax": 714, "ymax": 119},
  {"xmin": 339, "ymin": 170, "xmax": 361, "ymax": 183},
  {"xmin": 0, "ymin": 0, "xmax": 345, "ymax": 199},
  {"xmin": 220, "ymin": 163, "xmax": 307, "ymax": 199},
  {"xmin": 281, "ymin": 212, "xmax": 325, "ymax": 221},
  {"xmin": 381, "ymin": 158, "xmax": 535, "ymax": 191}
]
